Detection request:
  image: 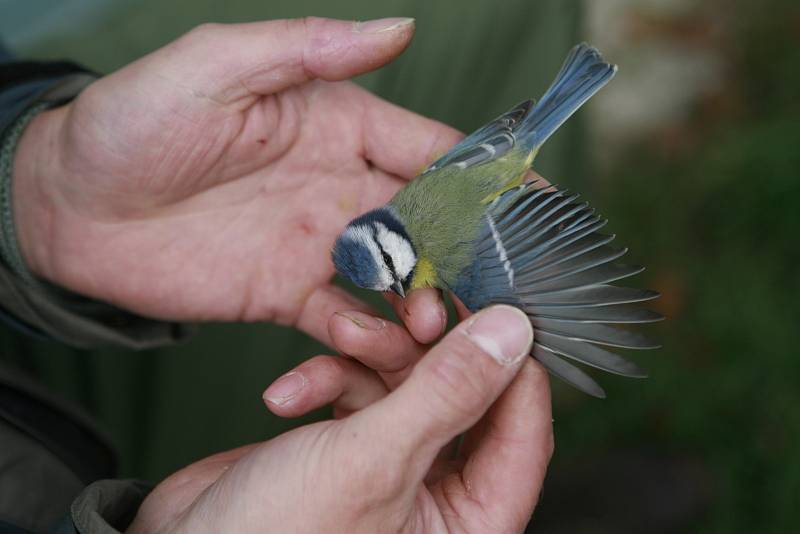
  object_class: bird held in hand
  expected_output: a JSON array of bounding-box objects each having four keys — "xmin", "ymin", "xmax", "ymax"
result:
[{"xmin": 332, "ymin": 43, "xmax": 662, "ymax": 398}]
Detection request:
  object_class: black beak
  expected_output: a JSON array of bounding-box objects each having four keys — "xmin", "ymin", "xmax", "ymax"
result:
[{"xmin": 390, "ymin": 281, "xmax": 406, "ymax": 298}]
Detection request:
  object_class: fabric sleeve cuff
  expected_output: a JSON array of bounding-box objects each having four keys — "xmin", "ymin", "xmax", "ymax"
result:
[
  {"xmin": 49, "ymin": 479, "xmax": 152, "ymax": 534},
  {"xmin": 0, "ymin": 64, "xmax": 195, "ymax": 349}
]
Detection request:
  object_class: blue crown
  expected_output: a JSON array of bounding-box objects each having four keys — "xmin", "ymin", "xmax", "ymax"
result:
[
  {"xmin": 331, "ymin": 207, "xmax": 412, "ymax": 289},
  {"xmin": 332, "ymin": 232, "xmax": 381, "ymax": 289}
]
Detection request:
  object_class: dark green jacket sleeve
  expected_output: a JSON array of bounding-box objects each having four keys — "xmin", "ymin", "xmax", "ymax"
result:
[
  {"xmin": 49, "ymin": 480, "xmax": 152, "ymax": 534},
  {"xmin": 0, "ymin": 59, "xmax": 193, "ymax": 349},
  {"xmin": 0, "ymin": 363, "xmax": 152, "ymax": 534}
]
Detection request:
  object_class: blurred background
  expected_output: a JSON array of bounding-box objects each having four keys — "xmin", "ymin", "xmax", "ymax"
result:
[{"xmin": 1, "ymin": 0, "xmax": 798, "ymax": 532}]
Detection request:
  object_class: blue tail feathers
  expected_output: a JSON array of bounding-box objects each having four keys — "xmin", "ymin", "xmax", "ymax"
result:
[{"xmin": 519, "ymin": 43, "xmax": 617, "ymax": 149}]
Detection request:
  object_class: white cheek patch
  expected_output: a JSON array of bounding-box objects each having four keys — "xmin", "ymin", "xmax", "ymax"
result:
[
  {"xmin": 374, "ymin": 223, "xmax": 417, "ymax": 280},
  {"xmin": 342, "ymin": 225, "xmax": 393, "ymax": 290}
]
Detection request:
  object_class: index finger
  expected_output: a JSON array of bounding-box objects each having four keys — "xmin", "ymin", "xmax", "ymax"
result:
[
  {"xmin": 362, "ymin": 91, "xmax": 463, "ymax": 179},
  {"xmin": 295, "ymin": 284, "xmax": 376, "ymax": 347},
  {"xmin": 385, "ymin": 288, "xmax": 447, "ymax": 344}
]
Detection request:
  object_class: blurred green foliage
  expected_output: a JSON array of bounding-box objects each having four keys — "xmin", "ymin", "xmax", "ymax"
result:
[{"xmin": 542, "ymin": 1, "xmax": 800, "ymax": 532}]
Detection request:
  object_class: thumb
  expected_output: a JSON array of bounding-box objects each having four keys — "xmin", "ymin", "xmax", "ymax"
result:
[
  {"xmin": 357, "ymin": 305, "xmax": 534, "ymax": 479},
  {"xmin": 158, "ymin": 16, "xmax": 415, "ymax": 103}
]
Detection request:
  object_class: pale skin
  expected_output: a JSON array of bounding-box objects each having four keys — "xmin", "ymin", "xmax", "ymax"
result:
[{"xmin": 11, "ymin": 16, "xmax": 553, "ymax": 533}]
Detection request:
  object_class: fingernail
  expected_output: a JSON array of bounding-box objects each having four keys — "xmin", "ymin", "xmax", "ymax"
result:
[
  {"xmin": 335, "ymin": 311, "xmax": 386, "ymax": 331},
  {"xmin": 465, "ymin": 305, "xmax": 533, "ymax": 365},
  {"xmin": 355, "ymin": 17, "xmax": 415, "ymax": 34},
  {"xmin": 263, "ymin": 372, "xmax": 306, "ymax": 406}
]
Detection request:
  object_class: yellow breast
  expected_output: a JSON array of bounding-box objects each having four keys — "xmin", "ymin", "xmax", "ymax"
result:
[{"xmin": 409, "ymin": 257, "xmax": 438, "ymax": 290}]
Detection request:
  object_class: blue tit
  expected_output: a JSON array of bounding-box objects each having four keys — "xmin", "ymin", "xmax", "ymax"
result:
[{"xmin": 332, "ymin": 43, "xmax": 661, "ymax": 398}]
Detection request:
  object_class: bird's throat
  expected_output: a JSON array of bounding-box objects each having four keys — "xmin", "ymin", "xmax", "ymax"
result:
[{"xmin": 409, "ymin": 257, "xmax": 438, "ymax": 290}]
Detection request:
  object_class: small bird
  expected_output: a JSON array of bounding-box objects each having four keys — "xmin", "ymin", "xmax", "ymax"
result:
[{"xmin": 332, "ymin": 43, "xmax": 661, "ymax": 398}]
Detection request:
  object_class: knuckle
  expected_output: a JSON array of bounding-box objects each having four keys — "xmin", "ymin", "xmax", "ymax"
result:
[
  {"xmin": 186, "ymin": 22, "xmax": 224, "ymax": 41},
  {"xmin": 296, "ymin": 15, "xmax": 323, "ymax": 29},
  {"xmin": 282, "ymin": 17, "xmax": 316, "ymax": 76},
  {"xmin": 304, "ymin": 355, "xmax": 350, "ymax": 387},
  {"xmin": 307, "ymin": 354, "xmax": 344, "ymax": 376},
  {"xmin": 176, "ymin": 23, "xmax": 226, "ymax": 53},
  {"xmin": 328, "ymin": 318, "xmax": 362, "ymax": 355},
  {"xmin": 282, "ymin": 16, "xmax": 314, "ymax": 40}
]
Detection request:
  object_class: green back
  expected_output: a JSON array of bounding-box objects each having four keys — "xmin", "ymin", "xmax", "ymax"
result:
[{"xmin": 390, "ymin": 147, "xmax": 529, "ymax": 287}]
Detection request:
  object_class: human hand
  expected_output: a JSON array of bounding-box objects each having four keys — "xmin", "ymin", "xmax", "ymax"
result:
[
  {"xmin": 11, "ymin": 17, "xmax": 460, "ymax": 343},
  {"xmin": 127, "ymin": 305, "xmax": 552, "ymax": 533}
]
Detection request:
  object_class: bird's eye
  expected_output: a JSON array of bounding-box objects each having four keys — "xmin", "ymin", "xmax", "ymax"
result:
[{"xmin": 380, "ymin": 249, "xmax": 396, "ymax": 277}]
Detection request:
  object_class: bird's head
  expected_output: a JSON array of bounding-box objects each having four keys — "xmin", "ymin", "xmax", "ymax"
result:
[{"xmin": 332, "ymin": 207, "xmax": 417, "ymax": 297}]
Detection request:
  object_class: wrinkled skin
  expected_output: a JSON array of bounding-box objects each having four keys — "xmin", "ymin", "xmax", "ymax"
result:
[{"xmin": 128, "ymin": 302, "xmax": 552, "ymax": 534}]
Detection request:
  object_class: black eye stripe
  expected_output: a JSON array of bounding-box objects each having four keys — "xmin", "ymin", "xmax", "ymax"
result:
[
  {"xmin": 371, "ymin": 224, "xmax": 398, "ymax": 279},
  {"xmin": 380, "ymin": 248, "xmax": 396, "ymax": 276}
]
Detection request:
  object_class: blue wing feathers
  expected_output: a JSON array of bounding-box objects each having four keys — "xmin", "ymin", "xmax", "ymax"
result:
[
  {"xmin": 422, "ymin": 100, "xmax": 533, "ymax": 174},
  {"xmin": 518, "ymin": 43, "xmax": 617, "ymax": 150},
  {"xmin": 421, "ymin": 44, "xmax": 615, "ymax": 182},
  {"xmin": 452, "ymin": 182, "xmax": 660, "ymax": 397},
  {"xmin": 534, "ymin": 332, "xmax": 648, "ymax": 378},
  {"xmin": 515, "ymin": 233, "xmax": 616, "ymax": 276},
  {"xmin": 521, "ymin": 286, "xmax": 660, "ymax": 307},
  {"xmin": 439, "ymin": 44, "xmax": 654, "ymax": 398},
  {"xmin": 533, "ymin": 344, "xmax": 607, "ymax": 398},
  {"xmin": 515, "ymin": 246, "xmax": 629, "ymax": 285}
]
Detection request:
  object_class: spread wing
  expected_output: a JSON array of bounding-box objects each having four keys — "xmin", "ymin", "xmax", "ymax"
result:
[
  {"xmin": 422, "ymin": 100, "xmax": 534, "ymax": 174},
  {"xmin": 453, "ymin": 182, "xmax": 662, "ymax": 398}
]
